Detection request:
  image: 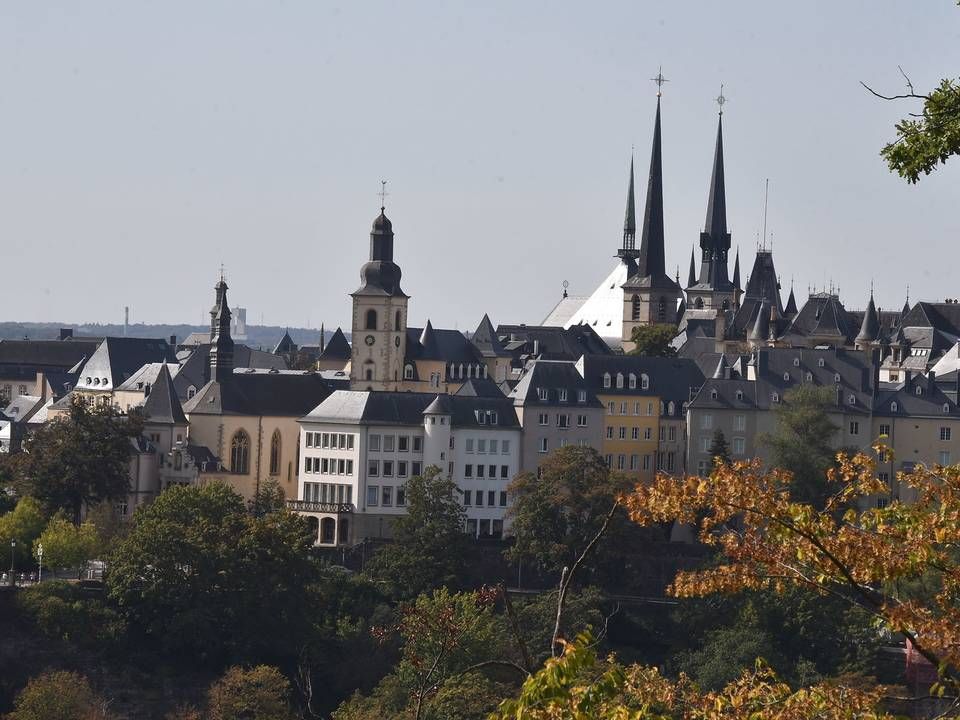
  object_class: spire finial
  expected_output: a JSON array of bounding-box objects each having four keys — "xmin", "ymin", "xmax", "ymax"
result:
[
  {"xmin": 715, "ymin": 84, "xmax": 726, "ymax": 115},
  {"xmin": 219, "ymin": 263, "xmax": 225, "ymax": 282},
  {"xmin": 562, "ymin": 279, "xmax": 569, "ymax": 299},
  {"xmin": 378, "ymin": 179, "xmax": 389, "ymax": 212},
  {"xmin": 906, "ymin": 284, "xmax": 910, "ymax": 304},
  {"xmin": 651, "ymin": 66, "xmax": 668, "ymax": 97}
]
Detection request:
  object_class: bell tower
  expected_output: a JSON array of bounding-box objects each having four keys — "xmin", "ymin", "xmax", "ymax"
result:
[{"xmin": 349, "ymin": 200, "xmax": 409, "ymax": 391}]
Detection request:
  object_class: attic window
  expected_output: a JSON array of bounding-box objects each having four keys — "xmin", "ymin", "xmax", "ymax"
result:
[
  {"xmin": 783, "ymin": 372, "xmax": 790, "ymax": 382},
  {"xmin": 476, "ymin": 411, "xmax": 486, "ymax": 424},
  {"xmin": 891, "ymin": 401, "xmax": 898, "ymax": 412},
  {"xmin": 603, "ymin": 373, "xmax": 611, "ymax": 389},
  {"xmin": 490, "ymin": 411, "xmax": 498, "ymax": 425},
  {"xmin": 818, "ymin": 359, "xmax": 825, "ymax": 368},
  {"xmin": 710, "ymin": 389, "xmax": 718, "ymax": 400},
  {"xmin": 735, "ymin": 390, "xmax": 744, "ymax": 401},
  {"xmin": 628, "ymin": 373, "xmax": 637, "ymax": 389},
  {"xmin": 848, "ymin": 394, "xmax": 856, "ymax": 405},
  {"xmin": 93, "ymin": 378, "xmax": 100, "ymax": 385},
  {"xmin": 772, "ymin": 392, "xmax": 780, "ymax": 403},
  {"xmin": 641, "ymin": 374, "xmax": 650, "ymax": 390},
  {"xmin": 834, "ymin": 373, "xmax": 841, "ymax": 383},
  {"xmin": 537, "ymin": 387, "xmax": 548, "ymax": 401},
  {"xmin": 793, "ymin": 358, "xmax": 800, "ymax": 367},
  {"xmin": 616, "ymin": 373, "xmax": 624, "ymax": 389},
  {"xmin": 85, "ymin": 377, "xmax": 91, "ymax": 385},
  {"xmin": 944, "ymin": 403, "xmax": 951, "ymax": 414},
  {"xmin": 916, "ymin": 386, "xmax": 923, "ymax": 396},
  {"xmin": 805, "ymin": 372, "xmax": 813, "ymax": 382},
  {"xmin": 668, "ymin": 401, "xmax": 676, "ymax": 415},
  {"xmin": 558, "ymin": 389, "xmax": 568, "ymax": 402},
  {"xmin": 577, "ymin": 390, "xmax": 587, "ymax": 403}
]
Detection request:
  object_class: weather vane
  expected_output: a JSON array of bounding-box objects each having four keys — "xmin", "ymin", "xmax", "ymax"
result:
[
  {"xmin": 651, "ymin": 66, "xmax": 668, "ymax": 96},
  {"xmin": 379, "ymin": 179, "xmax": 389, "ymax": 211},
  {"xmin": 716, "ymin": 84, "xmax": 726, "ymax": 115}
]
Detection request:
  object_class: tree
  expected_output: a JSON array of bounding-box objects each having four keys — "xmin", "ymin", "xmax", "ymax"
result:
[
  {"xmin": 759, "ymin": 385, "xmax": 838, "ymax": 507},
  {"xmin": 34, "ymin": 514, "xmax": 99, "ymax": 575},
  {"xmin": 624, "ymin": 449, "xmax": 960, "ymax": 697},
  {"xmin": 206, "ymin": 666, "xmax": 295, "ymax": 720},
  {"xmin": 0, "ymin": 496, "xmax": 46, "ymax": 568},
  {"xmin": 627, "ymin": 325, "xmax": 677, "ymax": 357},
  {"xmin": 506, "ymin": 446, "xmax": 631, "ymax": 576},
  {"xmin": 106, "ymin": 482, "xmax": 319, "ymax": 660},
  {"xmin": 249, "ymin": 478, "xmax": 287, "ymax": 517},
  {"xmin": 15, "ymin": 397, "xmax": 143, "ymax": 522},
  {"xmin": 364, "ymin": 466, "xmax": 469, "ymax": 599},
  {"xmin": 8, "ymin": 671, "xmax": 115, "ymax": 720},
  {"xmin": 863, "ymin": 66, "xmax": 960, "ymax": 183},
  {"xmin": 708, "ymin": 429, "xmax": 731, "ymax": 467}
]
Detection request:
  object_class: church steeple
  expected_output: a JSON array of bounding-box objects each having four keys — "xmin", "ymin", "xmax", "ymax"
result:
[
  {"xmin": 209, "ymin": 275, "xmax": 234, "ymax": 384},
  {"xmin": 636, "ymin": 97, "xmax": 666, "ymax": 281},
  {"xmin": 856, "ymin": 288, "xmax": 880, "ymax": 347},
  {"xmin": 686, "ymin": 246, "xmax": 696, "ymax": 288},
  {"xmin": 733, "ymin": 248, "xmax": 741, "ymax": 289},
  {"xmin": 619, "ymin": 156, "xmax": 637, "ymax": 258},
  {"xmin": 695, "ymin": 103, "xmax": 734, "ymax": 296}
]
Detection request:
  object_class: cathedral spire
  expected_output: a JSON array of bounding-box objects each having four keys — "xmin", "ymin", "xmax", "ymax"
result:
[
  {"xmin": 856, "ymin": 288, "xmax": 880, "ymax": 346},
  {"xmin": 209, "ymin": 275, "xmax": 234, "ymax": 383},
  {"xmin": 733, "ymin": 247, "xmax": 741, "ymax": 289},
  {"xmin": 697, "ymin": 107, "xmax": 733, "ymax": 291},
  {"xmin": 687, "ymin": 246, "xmax": 696, "ymax": 288},
  {"xmin": 704, "ymin": 114, "xmax": 727, "ymax": 239},
  {"xmin": 637, "ymin": 97, "xmax": 666, "ymax": 280},
  {"xmin": 620, "ymin": 155, "xmax": 637, "ymax": 255}
]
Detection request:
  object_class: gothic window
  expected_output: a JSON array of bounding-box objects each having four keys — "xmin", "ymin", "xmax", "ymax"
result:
[
  {"xmin": 695, "ymin": 297, "xmax": 704, "ymax": 309},
  {"xmin": 230, "ymin": 430, "xmax": 250, "ymax": 474},
  {"xmin": 658, "ymin": 297, "xmax": 666, "ymax": 321},
  {"xmin": 365, "ymin": 309, "xmax": 378, "ymax": 330},
  {"xmin": 365, "ymin": 368, "xmax": 373, "ymax": 381},
  {"xmin": 269, "ymin": 430, "xmax": 281, "ymax": 475},
  {"xmin": 394, "ymin": 310, "xmax": 402, "ymax": 331},
  {"xmin": 631, "ymin": 295, "xmax": 641, "ymax": 321}
]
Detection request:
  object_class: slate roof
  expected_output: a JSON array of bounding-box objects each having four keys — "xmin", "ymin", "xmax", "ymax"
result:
[
  {"xmin": 183, "ymin": 371, "xmax": 332, "ymax": 417},
  {"xmin": 874, "ymin": 371, "xmax": 960, "ymax": 418},
  {"xmin": 577, "ymin": 354, "xmax": 705, "ymax": 406},
  {"xmin": 116, "ymin": 362, "xmax": 182, "ymax": 392},
  {"xmin": 778, "ymin": 293, "xmax": 855, "ymax": 344},
  {"xmin": 405, "ymin": 325, "xmax": 484, "ymax": 364},
  {"xmin": 141, "ymin": 364, "xmax": 188, "ymax": 425},
  {"xmin": 173, "ymin": 343, "xmax": 287, "ymax": 399},
  {"xmin": 495, "ymin": 324, "xmax": 612, "ymax": 361},
  {"xmin": 0, "ymin": 338, "xmax": 100, "ymax": 369},
  {"xmin": 471, "ymin": 314, "xmax": 509, "ymax": 358},
  {"xmin": 509, "ymin": 359, "xmax": 602, "ymax": 408},
  {"xmin": 455, "ymin": 378, "xmax": 507, "ymax": 398},
  {"xmin": 319, "ymin": 327, "xmax": 352, "ymax": 360},
  {"xmin": 76, "ymin": 338, "xmax": 177, "ymax": 390},
  {"xmin": 902, "ymin": 302, "xmax": 960, "ymax": 336},
  {"xmin": 273, "ymin": 331, "xmax": 296, "ymax": 355},
  {"xmin": 562, "ymin": 261, "xmax": 630, "ymax": 342},
  {"xmin": 541, "ymin": 294, "xmax": 590, "ymax": 328},
  {"xmin": 2, "ymin": 395, "xmax": 44, "ymax": 424}
]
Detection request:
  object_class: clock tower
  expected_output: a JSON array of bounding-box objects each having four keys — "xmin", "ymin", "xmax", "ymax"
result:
[{"xmin": 349, "ymin": 206, "xmax": 408, "ymax": 390}]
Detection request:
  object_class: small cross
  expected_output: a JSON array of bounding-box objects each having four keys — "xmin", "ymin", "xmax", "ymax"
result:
[
  {"xmin": 716, "ymin": 84, "xmax": 726, "ymax": 115},
  {"xmin": 379, "ymin": 179, "xmax": 389, "ymax": 211},
  {"xmin": 651, "ymin": 66, "xmax": 668, "ymax": 97}
]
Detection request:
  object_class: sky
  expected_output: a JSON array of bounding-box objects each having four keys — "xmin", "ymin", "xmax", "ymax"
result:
[{"xmin": 1, "ymin": 1, "xmax": 958, "ymax": 332}]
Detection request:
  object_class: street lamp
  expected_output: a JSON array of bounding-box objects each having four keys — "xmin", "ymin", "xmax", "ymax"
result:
[
  {"xmin": 37, "ymin": 543, "xmax": 43, "ymax": 584},
  {"xmin": 9, "ymin": 538, "xmax": 16, "ymax": 587}
]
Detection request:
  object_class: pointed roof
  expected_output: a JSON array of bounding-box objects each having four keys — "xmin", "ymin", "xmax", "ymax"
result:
[
  {"xmin": 622, "ymin": 156, "xmax": 636, "ymax": 250},
  {"xmin": 856, "ymin": 292, "xmax": 880, "ymax": 344},
  {"xmin": 471, "ymin": 313, "xmax": 508, "ymax": 358},
  {"xmin": 423, "ymin": 394, "xmax": 454, "ymax": 415},
  {"xmin": 419, "ymin": 320, "xmax": 437, "ymax": 355},
  {"xmin": 732, "ymin": 248, "xmax": 741, "ymax": 289},
  {"xmin": 273, "ymin": 330, "xmax": 295, "ymax": 355},
  {"xmin": 785, "ymin": 287, "xmax": 798, "ymax": 316},
  {"xmin": 677, "ymin": 297, "xmax": 686, "ymax": 319},
  {"xmin": 637, "ymin": 98, "xmax": 665, "ymax": 278},
  {"xmin": 704, "ymin": 114, "xmax": 727, "ymax": 238},
  {"xmin": 686, "ymin": 247, "xmax": 696, "ymax": 287},
  {"xmin": 142, "ymin": 363, "xmax": 187, "ymax": 425},
  {"xmin": 749, "ymin": 296, "xmax": 771, "ymax": 342},
  {"xmin": 319, "ymin": 327, "xmax": 351, "ymax": 360},
  {"xmin": 712, "ymin": 353, "xmax": 729, "ymax": 379}
]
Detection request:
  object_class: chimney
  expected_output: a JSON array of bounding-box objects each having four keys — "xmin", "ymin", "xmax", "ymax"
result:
[
  {"xmin": 871, "ymin": 348, "xmax": 881, "ymax": 393},
  {"xmin": 169, "ymin": 335, "xmax": 177, "ymax": 348},
  {"xmin": 756, "ymin": 349, "xmax": 768, "ymax": 378},
  {"xmin": 124, "ymin": 306, "xmax": 129, "ymax": 337},
  {"xmin": 905, "ymin": 370, "xmax": 913, "ymax": 386},
  {"xmin": 714, "ymin": 308, "xmax": 727, "ymax": 354},
  {"xmin": 929, "ymin": 369, "xmax": 937, "ymax": 393},
  {"xmin": 59, "ymin": 328, "xmax": 73, "ymax": 340}
]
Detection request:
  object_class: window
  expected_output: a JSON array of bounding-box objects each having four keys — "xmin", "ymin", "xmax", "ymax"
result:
[
  {"xmin": 577, "ymin": 390, "xmax": 587, "ymax": 403},
  {"xmin": 478, "ymin": 439, "xmax": 487, "ymax": 453},
  {"xmin": 939, "ymin": 451, "xmax": 952, "ymax": 465},
  {"xmin": 404, "ymin": 364, "xmax": 414, "ymax": 380},
  {"xmin": 558, "ymin": 388, "xmax": 568, "ymax": 402},
  {"xmin": 397, "ymin": 486, "xmax": 406, "ymax": 505},
  {"xmin": 605, "ymin": 454, "xmax": 612, "ymax": 467},
  {"xmin": 368, "ymin": 460, "xmax": 379, "ymax": 477},
  {"xmin": 230, "ymin": 430, "xmax": 250, "ymax": 474},
  {"xmin": 537, "ymin": 387, "xmax": 548, "ymax": 401},
  {"xmin": 878, "ymin": 449, "xmax": 887, "ymax": 463},
  {"xmin": 735, "ymin": 390, "xmax": 743, "ymax": 401},
  {"xmin": 365, "ymin": 309, "xmax": 378, "ymax": 330},
  {"xmin": 634, "ymin": 402, "xmax": 641, "ymax": 415},
  {"xmin": 879, "ymin": 423, "xmax": 890, "ymax": 436},
  {"xmin": 700, "ymin": 414, "xmax": 713, "ymax": 429},
  {"xmin": 647, "ymin": 402, "xmax": 654, "ymax": 416},
  {"xmin": 617, "ymin": 454, "xmax": 625, "ymax": 470},
  {"xmin": 367, "ymin": 485, "xmax": 379, "ymax": 506},
  {"xmin": 488, "ymin": 465, "xmax": 496, "ymax": 479},
  {"xmin": 629, "ymin": 373, "xmax": 637, "ymax": 389},
  {"xmin": 475, "ymin": 491, "xmax": 483, "ymax": 507},
  {"xmin": 558, "ymin": 414, "xmax": 570, "ymax": 428},
  {"xmin": 772, "ymin": 393, "xmax": 780, "ymax": 403},
  {"xmin": 608, "ymin": 401, "xmax": 616, "ymax": 415},
  {"xmin": 383, "ymin": 435, "xmax": 395, "ymax": 452},
  {"xmin": 477, "ymin": 464, "xmax": 485, "ymax": 478},
  {"xmin": 501, "ymin": 440, "xmax": 510, "ymax": 454},
  {"xmin": 603, "ymin": 373, "xmax": 611, "ymax": 388},
  {"xmin": 849, "ymin": 421, "xmax": 859, "ymax": 435},
  {"xmin": 616, "ymin": 373, "xmax": 624, "ymax": 389},
  {"xmin": 382, "ymin": 461, "xmax": 394, "ymax": 477},
  {"xmin": 783, "ymin": 372, "xmax": 791, "ymax": 382},
  {"xmin": 734, "ymin": 414, "xmax": 745, "ymax": 431},
  {"xmin": 394, "ymin": 310, "xmax": 402, "ymax": 330},
  {"xmin": 891, "ymin": 402, "xmax": 899, "ymax": 413},
  {"xmin": 539, "ymin": 438, "xmax": 548, "ymax": 454},
  {"xmin": 577, "ymin": 414, "xmax": 587, "ymax": 427},
  {"xmin": 818, "ymin": 358, "xmax": 825, "ymax": 368},
  {"xmin": 941, "ymin": 427, "xmax": 953, "ymax": 441},
  {"xmin": 848, "ymin": 395, "xmax": 857, "ymax": 406},
  {"xmin": 834, "ymin": 373, "xmax": 841, "ymax": 383},
  {"xmin": 629, "ymin": 454, "xmax": 638, "ymax": 470},
  {"xmin": 945, "ymin": 404, "xmax": 952, "ymax": 414},
  {"xmin": 643, "ymin": 427, "xmax": 652, "ymax": 440},
  {"xmin": 733, "ymin": 437, "xmax": 745, "ymax": 455},
  {"xmin": 631, "ymin": 427, "xmax": 639, "ymax": 440},
  {"xmin": 412, "ymin": 461, "xmax": 423, "ymax": 476},
  {"xmin": 398, "ymin": 435, "xmax": 409, "ymax": 452},
  {"xmin": 697, "ymin": 460, "xmax": 709, "ymax": 476},
  {"xmin": 793, "ymin": 357, "xmax": 800, "ymax": 367},
  {"xmin": 369, "ymin": 434, "xmax": 381, "ymax": 452},
  {"xmin": 618, "ymin": 426, "xmax": 626, "ymax": 439},
  {"xmin": 499, "ymin": 491, "xmax": 507, "ymax": 507},
  {"xmin": 631, "ymin": 294, "xmax": 641, "ymax": 321},
  {"xmin": 916, "ymin": 386, "xmax": 923, "ymax": 396},
  {"xmin": 538, "ymin": 412, "xmax": 549, "ymax": 426},
  {"xmin": 710, "ymin": 389, "xmax": 719, "ymax": 400},
  {"xmin": 606, "ymin": 426, "xmax": 614, "ymax": 439},
  {"xmin": 464, "ymin": 464, "xmax": 473, "ymax": 478},
  {"xmin": 642, "ymin": 454, "xmax": 651, "ymax": 470},
  {"xmin": 187, "ymin": 385, "xmax": 197, "ymax": 399},
  {"xmin": 641, "ymin": 374, "xmax": 650, "ymax": 390},
  {"xmin": 269, "ymin": 430, "xmax": 281, "ymax": 475},
  {"xmin": 700, "ymin": 436, "xmax": 711, "ymax": 452},
  {"xmin": 412, "ymin": 437, "xmax": 423, "ymax": 453},
  {"xmin": 669, "ymin": 426, "xmax": 676, "ymax": 441},
  {"xmin": 477, "ymin": 411, "xmax": 486, "ymax": 425},
  {"xmin": 382, "ymin": 486, "xmax": 393, "ymax": 506},
  {"xmin": 500, "ymin": 465, "xmax": 509, "ymax": 478},
  {"xmin": 463, "ymin": 490, "xmax": 472, "ymax": 506},
  {"xmin": 490, "ymin": 439, "xmax": 498, "ymax": 453},
  {"xmin": 466, "ymin": 438, "xmax": 474, "ymax": 453}
]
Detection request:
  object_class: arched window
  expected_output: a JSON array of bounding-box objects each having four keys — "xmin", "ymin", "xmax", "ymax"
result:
[
  {"xmin": 394, "ymin": 310, "xmax": 402, "ymax": 331},
  {"xmin": 616, "ymin": 373, "xmax": 624, "ymax": 388},
  {"xmin": 404, "ymin": 364, "xmax": 414, "ymax": 380},
  {"xmin": 793, "ymin": 357, "xmax": 800, "ymax": 367},
  {"xmin": 695, "ymin": 297, "xmax": 704, "ymax": 309},
  {"xmin": 603, "ymin": 373, "xmax": 611, "ymax": 388},
  {"xmin": 269, "ymin": 430, "xmax": 281, "ymax": 475},
  {"xmin": 365, "ymin": 368, "xmax": 373, "ymax": 381},
  {"xmin": 658, "ymin": 297, "xmax": 666, "ymax": 321},
  {"xmin": 818, "ymin": 358, "xmax": 825, "ymax": 367},
  {"xmin": 307, "ymin": 517, "xmax": 319, "ymax": 542},
  {"xmin": 631, "ymin": 295, "xmax": 641, "ymax": 321},
  {"xmin": 365, "ymin": 309, "xmax": 378, "ymax": 330},
  {"xmin": 711, "ymin": 389, "xmax": 718, "ymax": 400},
  {"xmin": 641, "ymin": 373, "xmax": 650, "ymax": 390},
  {"xmin": 891, "ymin": 401, "xmax": 898, "ymax": 412},
  {"xmin": 230, "ymin": 430, "xmax": 250, "ymax": 474},
  {"xmin": 944, "ymin": 403, "xmax": 951, "ymax": 414},
  {"xmin": 848, "ymin": 394, "xmax": 856, "ymax": 405},
  {"xmin": 805, "ymin": 372, "xmax": 813, "ymax": 382},
  {"xmin": 321, "ymin": 517, "xmax": 336, "ymax": 544},
  {"xmin": 628, "ymin": 373, "xmax": 636, "ymax": 389},
  {"xmin": 668, "ymin": 401, "xmax": 675, "ymax": 416}
]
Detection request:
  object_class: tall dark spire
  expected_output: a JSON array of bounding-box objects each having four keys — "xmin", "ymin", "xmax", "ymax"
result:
[
  {"xmin": 697, "ymin": 111, "xmax": 733, "ymax": 290},
  {"xmin": 686, "ymin": 246, "xmax": 696, "ymax": 288},
  {"xmin": 733, "ymin": 248, "xmax": 741, "ymax": 289},
  {"xmin": 353, "ymin": 207, "xmax": 407, "ymax": 298},
  {"xmin": 856, "ymin": 289, "xmax": 880, "ymax": 345},
  {"xmin": 620, "ymin": 156, "xmax": 637, "ymax": 256},
  {"xmin": 636, "ymin": 97, "xmax": 666, "ymax": 280},
  {"xmin": 209, "ymin": 276, "xmax": 234, "ymax": 383}
]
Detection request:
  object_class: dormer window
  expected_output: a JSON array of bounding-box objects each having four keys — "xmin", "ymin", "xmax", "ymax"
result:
[
  {"xmin": 577, "ymin": 390, "xmax": 587, "ymax": 403},
  {"xmin": 806, "ymin": 372, "xmax": 813, "ymax": 382},
  {"xmin": 710, "ymin": 389, "xmax": 718, "ymax": 400},
  {"xmin": 537, "ymin": 387, "xmax": 548, "ymax": 401},
  {"xmin": 85, "ymin": 377, "xmax": 91, "ymax": 385},
  {"xmin": 916, "ymin": 386, "xmax": 923, "ymax": 396},
  {"xmin": 616, "ymin": 373, "xmax": 624, "ymax": 389},
  {"xmin": 834, "ymin": 373, "xmax": 841, "ymax": 383},
  {"xmin": 93, "ymin": 377, "xmax": 100, "ymax": 385},
  {"xmin": 783, "ymin": 372, "xmax": 791, "ymax": 381},
  {"xmin": 848, "ymin": 394, "xmax": 856, "ymax": 405},
  {"xmin": 476, "ymin": 410, "xmax": 486, "ymax": 424},
  {"xmin": 558, "ymin": 388, "xmax": 568, "ymax": 402},
  {"xmin": 641, "ymin": 374, "xmax": 650, "ymax": 390},
  {"xmin": 668, "ymin": 401, "xmax": 675, "ymax": 415},
  {"xmin": 628, "ymin": 373, "xmax": 636, "ymax": 389},
  {"xmin": 793, "ymin": 358, "xmax": 800, "ymax": 367},
  {"xmin": 891, "ymin": 401, "xmax": 899, "ymax": 412},
  {"xmin": 603, "ymin": 373, "xmax": 611, "ymax": 389},
  {"xmin": 772, "ymin": 392, "xmax": 780, "ymax": 403},
  {"xmin": 404, "ymin": 364, "xmax": 414, "ymax": 380},
  {"xmin": 490, "ymin": 411, "xmax": 498, "ymax": 425},
  {"xmin": 944, "ymin": 403, "xmax": 951, "ymax": 414},
  {"xmin": 735, "ymin": 390, "xmax": 744, "ymax": 401},
  {"xmin": 818, "ymin": 358, "xmax": 825, "ymax": 368}
]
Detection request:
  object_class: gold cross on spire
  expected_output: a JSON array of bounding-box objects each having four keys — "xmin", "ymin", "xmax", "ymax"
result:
[
  {"xmin": 716, "ymin": 84, "xmax": 726, "ymax": 115},
  {"xmin": 379, "ymin": 179, "xmax": 389, "ymax": 211},
  {"xmin": 651, "ymin": 66, "xmax": 668, "ymax": 97}
]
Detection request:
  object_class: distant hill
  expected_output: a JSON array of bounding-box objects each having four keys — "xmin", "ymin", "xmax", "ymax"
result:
[{"xmin": 0, "ymin": 321, "xmax": 331, "ymax": 351}]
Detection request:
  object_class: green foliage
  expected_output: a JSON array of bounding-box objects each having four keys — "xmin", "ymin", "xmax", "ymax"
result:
[
  {"xmin": 428, "ymin": 671, "xmax": 511, "ymax": 720},
  {"xmin": 249, "ymin": 479, "xmax": 287, "ymax": 517},
  {"xmin": 708, "ymin": 429, "xmax": 730, "ymax": 466},
  {"xmin": 82, "ymin": 501, "xmax": 128, "ymax": 556},
  {"xmin": 513, "ymin": 586, "xmax": 607, "ymax": 665},
  {"xmin": 365, "ymin": 466, "xmax": 469, "ymax": 599},
  {"xmin": 205, "ymin": 665, "xmax": 295, "ymax": 720},
  {"xmin": 0, "ymin": 496, "xmax": 46, "ymax": 567},
  {"xmin": 15, "ymin": 397, "xmax": 143, "ymax": 521},
  {"xmin": 759, "ymin": 385, "xmax": 838, "ymax": 507},
  {"xmin": 17, "ymin": 580, "xmax": 127, "ymax": 649},
  {"xmin": 106, "ymin": 482, "xmax": 319, "ymax": 661},
  {"xmin": 34, "ymin": 514, "xmax": 99, "ymax": 572},
  {"xmin": 627, "ymin": 325, "xmax": 677, "ymax": 357},
  {"xmin": 506, "ymin": 446, "xmax": 631, "ymax": 575},
  {"xmin": 7, "ymin": 670, "xmax": 114, "ymax": 720},
  {"xmin": 879, "ymin": 78, "xmax": 960, "ymax": 183}
]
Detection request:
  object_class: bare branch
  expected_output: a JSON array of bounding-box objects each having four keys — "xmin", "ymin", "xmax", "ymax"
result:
[
  {"xmin": 499, "ymin": 583, "xmax": 534, "ymax": 674},
  {"xmin": 898, "ymin": 65, "xmax": 916, "ymax": 95},
  {"xmin": 860, "ymin": 80, "xmax": 931, "ymax": 102}
]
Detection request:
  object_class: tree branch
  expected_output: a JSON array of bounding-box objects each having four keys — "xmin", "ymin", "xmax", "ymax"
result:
[{"xmin": 499, "ymin": 583, "xmax": 534, "ymax": 674}]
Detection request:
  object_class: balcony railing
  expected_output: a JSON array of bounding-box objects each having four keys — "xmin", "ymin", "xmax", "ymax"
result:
[{"xmin": 286, "ymin": 500, "xmax": 354, "ymax": 514}]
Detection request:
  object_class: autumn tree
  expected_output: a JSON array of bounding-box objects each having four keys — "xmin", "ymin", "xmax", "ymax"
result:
[
  {"xmin": 506, "ymin": 446, "xmax": 631, "ymax": 576},
  {"xmin": 759, "ymin": 385, "xmax": 838, "ymax": 507},
  {"xmin": 628, "ymin": 325, "xmax": 677, "ymax": 357},
  {"xmin": 708, "ymin": 429, "xmax": 731, "ymax": 467},
  {"xmin": 7, "ymin": 670, "xmax": 115, "ymax": 720},
  {"xmin": 364, "ymin": 465, "xmax": 469, "ymax": 599},
  {"xmin": 15, "ymin": 397, "xmax": 143, "ymax": 522},
  {"xmin": 206, "ymin": 666, "xmax": 296, "ymax": 720}
]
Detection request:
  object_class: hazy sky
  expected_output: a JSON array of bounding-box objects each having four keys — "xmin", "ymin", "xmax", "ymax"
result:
[{"xmin": 2, "ymin": 1, "xmax": 958, "ymax": 332}]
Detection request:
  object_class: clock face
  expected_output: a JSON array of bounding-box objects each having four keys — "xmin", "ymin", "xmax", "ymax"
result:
[{"xmin": 365, "ymin": 335, "xmax": 375, "ymax": 346}]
